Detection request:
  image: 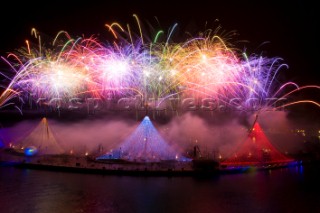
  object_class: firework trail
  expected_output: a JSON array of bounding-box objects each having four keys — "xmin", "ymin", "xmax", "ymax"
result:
[{"xmin": 0, "ymin": 16, "xmax": 319, "ymax": 114}]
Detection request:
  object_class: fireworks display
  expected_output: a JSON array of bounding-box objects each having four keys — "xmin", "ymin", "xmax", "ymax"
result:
[{"xmin": 0, "ymin": 16, "xmax": 319, "ymax": 113}]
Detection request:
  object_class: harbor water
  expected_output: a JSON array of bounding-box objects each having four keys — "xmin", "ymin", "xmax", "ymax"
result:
[{"xmin": 1, "ymin": 164, "xmax": 320, "ymax": 213}]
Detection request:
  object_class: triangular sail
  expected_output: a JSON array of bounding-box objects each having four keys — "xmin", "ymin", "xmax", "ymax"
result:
[
  {"xmin": 222, "ymin": 122, "xmax": 294, "ymax": 166},
  {"xmin": 97, "ymin": 116, "xmax": 189, "ymax": 162},
  {"xmin": 14, "ymin": 118, "xmax": 64, "ymax": 155}
]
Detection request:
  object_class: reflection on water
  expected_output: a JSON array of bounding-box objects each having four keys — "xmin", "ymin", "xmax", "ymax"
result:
[{"xmin": 0, "ymin": 164, "xmax": 320, "ymax": 213}]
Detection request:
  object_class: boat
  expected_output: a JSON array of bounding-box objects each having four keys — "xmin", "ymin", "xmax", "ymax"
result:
[{"xmin": 0, "ymin": 148, "xmax": 302, "ymax": 176}]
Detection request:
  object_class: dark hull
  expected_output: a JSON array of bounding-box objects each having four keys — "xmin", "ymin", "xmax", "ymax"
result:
[
  {"xmin": 1, "ymin": 150, "xmax": 301, "ymax": 177},
  {"xmin": 14, "ymin": 162, "xmax": 218, "ymax": 177}
]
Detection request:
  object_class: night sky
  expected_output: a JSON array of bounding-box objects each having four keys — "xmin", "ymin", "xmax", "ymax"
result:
[
  {"xmin": 0, "ymin": 0, "xmax": 319, "ymax": 122},
  {"xmin": 0, "ymin": 1, "xmax": 318, "ymax": 82}
]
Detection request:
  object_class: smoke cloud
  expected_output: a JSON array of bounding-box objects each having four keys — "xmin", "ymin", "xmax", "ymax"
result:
[{"xmin": 0, "ymin": 109, "xmax": 318, "ymax": 158}]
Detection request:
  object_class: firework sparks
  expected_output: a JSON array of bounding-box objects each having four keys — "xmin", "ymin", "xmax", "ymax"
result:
[{"xmin": 0, "ymin": 17, "xmax": 319, "ymax": 113}]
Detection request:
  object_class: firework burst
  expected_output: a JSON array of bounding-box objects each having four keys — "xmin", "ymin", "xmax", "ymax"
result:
[{"xmin": 0, "ymin": 16, "xmax": 319, "ymax": 114}]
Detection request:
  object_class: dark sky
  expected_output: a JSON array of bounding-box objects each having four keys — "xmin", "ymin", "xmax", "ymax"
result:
[
  {"xmin": 0, "ymin": 0, "xmax": 318, "ymax": 83},
  {"xmin": 0, "ymin": 0, "xmax": 319, "ymax": 122}
]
